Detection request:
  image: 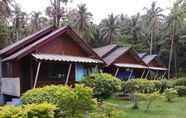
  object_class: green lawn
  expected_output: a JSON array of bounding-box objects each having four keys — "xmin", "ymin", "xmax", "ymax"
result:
[{"xmin": 106, "ymin": 97, "xmax": 186, "ymax": 118}]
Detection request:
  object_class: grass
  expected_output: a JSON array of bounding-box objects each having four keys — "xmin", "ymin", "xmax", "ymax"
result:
[{"xmin": 106, "ymin": 97, "xmax": 186, "ymax": 118}]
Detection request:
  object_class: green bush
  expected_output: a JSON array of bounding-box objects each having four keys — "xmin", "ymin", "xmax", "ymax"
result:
[
  {"xmin": 21, "ymin": 85, "xmax": 96, "ymax": 118},
  {"xmin": 133, "ymin": 92, "xmax": 160, "ymax": 111},
  {"xmin": 89, "ymin": 102, "xmax": 125, "ymax": 118},
  {"xmin": 175, "ymin": 86, "xmax": 186, "ymax": 96},
  {"xmin": 0, "ymin": 103, "xmax": 57, "ymax": 118},
  {"xmin": 24, "ymin": 103, "xmax": 57, "ymax": 118},
  {"xmin": 164, "ymin": 88, "xmax": 177, "ymax": 102},
  {"xmin": 80, "ymin": 73, "xmax": 122, "ymax": 99},
  {"xmin": 174, "ymin": 78, "xmax": 186, "ymax": 86},
  {"xmin": 0, "ymin": 105, "xmax": 23, "ymax": 118},
  {"xmin": 122, "ymin": 79, "xmax": 160, "ymax": 94}
]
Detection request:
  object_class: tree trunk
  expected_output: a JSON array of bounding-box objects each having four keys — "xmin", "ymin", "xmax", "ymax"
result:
[
  {"xmin": 174, "ymin": 44, "xmax": 177, "ymax": 78},
  {"xmin": 168, "ymin": 20, "xmax": 175, "ymax": 79},
  {"xmin": 150, "ymin": 31, "xmax": 153, "ymax": 55}
]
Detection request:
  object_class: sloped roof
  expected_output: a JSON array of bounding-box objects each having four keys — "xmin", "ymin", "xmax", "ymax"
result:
[
  {"xmin": 94, "ymin": 45, "xmax": 147, "ymax": 67},
  {"xmin": 138, "ymin": 53, "xmax": 147, "ymax": 58},
  {"xmin": 103, "ymin": 47, "xmax": 130, "ymax": 65},
  {"xmin": 2, "ymin": 26, "xmax": 102, "ymax": 62},
  {"xmin": 142, "ymin": 54, "xmax": 167, "ymax": 70},
  {"xmin": 143, "ymin": 55, "xmax": 157, "ymax": 64},
  {"xmin": 93, "ymin": 44, "xmax": 118, "ymax": 57},
  {"xmin": 0, "ymin": 26, "xmax": 55, "ymax": 57}
]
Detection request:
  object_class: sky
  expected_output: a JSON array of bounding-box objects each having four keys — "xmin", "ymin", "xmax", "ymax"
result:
[{"xmin": 16, "ymin": 0, "xmax": 176, "ymax": 24}]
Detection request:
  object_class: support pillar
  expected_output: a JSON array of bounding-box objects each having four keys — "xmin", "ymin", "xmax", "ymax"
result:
[
  {"xmin": 33, "ymin": 62, "xmax": 41, "ymax": 88},
  {"xmin": 141, "ymin": 69, "xmax": 146, "ymax": 79},
  {"xmin": 65, "ymin": 63, "xmax": 72, "ymax": 85},
  {"xmin": 128, "ymin": 69, "xmax": 133, "ymax": 80},
  {"xmin": 114, "ymin": 68, "xmax": 119, "ymax": 77}
]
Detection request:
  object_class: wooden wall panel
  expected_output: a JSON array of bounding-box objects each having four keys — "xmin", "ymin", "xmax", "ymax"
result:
[
  {"xmin": 115, "ymin": 51, "xmax": 142, "ymax": 64},
  {"xmin": 149, "ymin": 59, "xmax": 162, "ymax": 67},
  {"xmin": 37, "ymin": 34, "xmax": 88, "ymax": 57}
]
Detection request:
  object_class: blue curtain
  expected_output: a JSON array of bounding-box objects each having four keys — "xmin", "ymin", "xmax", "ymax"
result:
[{"xmin": 75, "ymin": 64, "xmax": 87, "ymax": 81}]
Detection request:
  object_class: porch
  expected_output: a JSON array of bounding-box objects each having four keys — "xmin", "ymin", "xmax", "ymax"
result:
[{"xmin": 1, "ymin": 53, "xmax": 103, "ymax": 97}]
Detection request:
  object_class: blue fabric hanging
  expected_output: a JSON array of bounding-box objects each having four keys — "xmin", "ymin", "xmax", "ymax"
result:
[{"xmin": 75, "ymin": 64, "xmax": 87, "ymax": 81}]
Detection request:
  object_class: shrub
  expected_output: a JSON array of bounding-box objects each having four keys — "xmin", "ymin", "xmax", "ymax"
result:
[
  {"xmin": 164, "ymin": 88, "xmax": 177, "ymax": 102},
  {"xmin": 80, "ymin": 73, "xmax": 122, "ymax": 99},
  {"xmin": 0, "ymin": 103, "xmax": 57, "ymax": 118},
  {"xmin": 122, "ymin": 79, "xmax": 160, "ymax": 94},
  {"xmin": 24, "ymin": 103, "xmax": 57, "ymax": 118},
  {"xmin": 174, "ymin": 78, "xmax": 186, "ymax": 86},
  {"xmin": 131, "ymin": 92, "xmax": 160, "ymax": 111},
  {"xmin": 21, "ymin": 85, "xmax": 96, "ymax": 118},
  {"xmin": 21, "ymin": 85, "xmax": 72, "ymax": 105},
  {"xmin": 89, "ymin": 102, "xmax": 125, "ymax": 118},
  {"xmin": 0, "ymin": 105, "xmax": 23, "ymax": 118},
  {"xmin": 175, "ymin": 86, "xmax": 186, "ymax": 96}
]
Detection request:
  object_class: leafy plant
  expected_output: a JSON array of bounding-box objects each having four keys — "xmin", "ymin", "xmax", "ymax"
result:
[
  {"xmin": 0, "ymin": 105, "xmax": 23, "ymax": 118},
  {"xmin": 175, "ymin": 86, "xmax": 186, "ymax": 96},
  {"xmin": 24, "ymin": 103, "xmax": 57, "ymax": 118},
  {"xmin": 122, "ymin": 79, "xmax": 161, "ymax": 94},
  {"xmin": 80, "ymin": 73, "xmax": 122, "ymax": 99},
  {"xmin": 132, "ymin": 92, "xmax": 160, "ymax": 111},
  {"xmin": 21, "ymin": 85, "xmax": 96, "ymax": 118},
  {"xmin": 0, "ymin": 103, "xmax": 57, "ymax": 118},
  {"xmin": 89, "ymin": 102, "xmax": 126, "ymax": 118},
  {"xmin": 174, "ymin": 78, "xmax": 186, "ymax": 86},
  {"xmin": 164, "ymin": 88, "xmax": 177, "ymax": 102}
]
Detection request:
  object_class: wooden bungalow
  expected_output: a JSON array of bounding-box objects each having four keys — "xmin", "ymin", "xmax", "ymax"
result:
[
  {"xmin": 94, "ymin": 45, "xmax": 148, "ymax": 80},
  {"xmin": 142, "ymin": 54, "xmax": 167, "ymax": 79},
  {"xmin": 0, "ymin": 26, "xmax": 103, "ymax": 97}
]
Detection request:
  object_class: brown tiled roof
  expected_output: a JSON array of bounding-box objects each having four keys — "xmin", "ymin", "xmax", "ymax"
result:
[{"xmin": 93, "ymin": 44, "xmax": 118, "ymax": 57}]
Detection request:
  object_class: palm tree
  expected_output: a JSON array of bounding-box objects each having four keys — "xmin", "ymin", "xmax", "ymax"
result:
[
  {"xmin": 144, "ymin": 1, "xmax": 164, "ymax": 55},
  {"xmin": 30, "ymin": 11, "xmax": 42, "ymax": 32},
  {"xmin": 167, "ymin": 0, "xmax": 186, "ymax": 79},
  {"xmin": 46, "ymin": 0, "xmax": 70, "ymax": 27},
  {"xmin": 0, "ymin": 0, "xmax": 13, "ymax": 22},
  {"xmin": 74, "ymin": 4, "xmax": 92, "ymax": 33},
  {"xmin": 67, "ymin": 4, "xmax": 94, "ymax": 42},
  {"xmin": 128, "ymin": 13, "xmax": 145, "ymax": 44},
  {"xmin": 11, "ymin": 4, "xmax": 28, "ymax": 42},
  {"xmin": 99, "ymin": 14, "xmax": 120, "ymax": 44}
]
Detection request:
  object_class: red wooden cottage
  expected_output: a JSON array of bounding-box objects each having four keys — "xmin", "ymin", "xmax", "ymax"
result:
[
  {"xmin": 142, "ymin": 54, "xmax": 167, "ymax": 79},
  {"xmin": 0, "ymin": 26, "xmax": 103, "ymax": 97},
  {"xmin": 94, "ymin": 45, "xmax": 147, "ymax": 80}
]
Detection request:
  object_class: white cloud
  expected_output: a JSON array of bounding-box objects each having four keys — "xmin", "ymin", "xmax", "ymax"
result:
[{"xmin": 16, "ymin": 0, "xmax": 176, "ymax": 24}]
